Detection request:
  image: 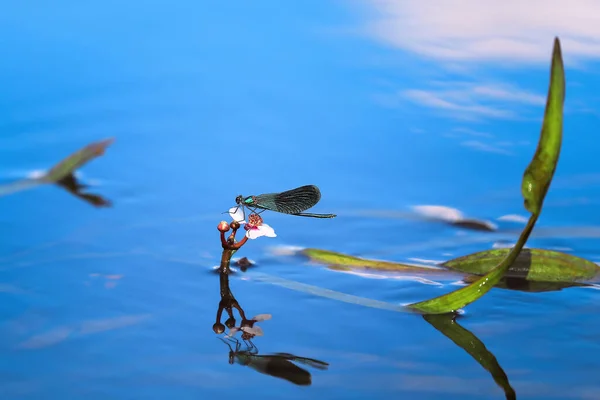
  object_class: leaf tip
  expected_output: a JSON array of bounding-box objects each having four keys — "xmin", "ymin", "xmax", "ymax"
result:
[{"xmin": 553, "ymin": 37, "xmax": 563, "ymax": 61}]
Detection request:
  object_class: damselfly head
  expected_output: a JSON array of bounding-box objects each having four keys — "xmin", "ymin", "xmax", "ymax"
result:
[{"xmin": 219, "ymin": 337, "xmax": 239, "ymax": 364}]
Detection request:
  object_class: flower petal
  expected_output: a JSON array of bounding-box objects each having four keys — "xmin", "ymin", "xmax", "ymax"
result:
[
  {"xmin": 259, "ymin": 224, "xmax": 277, "ymax": 237},
  {"xmin": 246, "ymin": 228, "xmax": 262, "ymax": 240},
  {"xmin": 245, "ymin": 224, "xmax": 277, "ymax": 239},
  {"xmin": 227, "ymin": 327, "xmax": 240, "ymax": 337},
  {"xmin": 242, "ymin": 325, "xmax": 264, "ymax": 336},
  {"xmin": 252, "ymin": 313, "xmax": 272, "ymax": 322},
  {"xmin": 229, "ymin": 206, "xmax": 245, "ymax": 223}
]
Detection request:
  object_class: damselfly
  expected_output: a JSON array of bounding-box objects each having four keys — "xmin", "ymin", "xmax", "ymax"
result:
[
  {"xmin": 220, "ymin": 337, "xmax": 329, "ymax": 386},
  {"xmin": 234, "ymin": 185, "xmax": 336, "ymax": 218}
]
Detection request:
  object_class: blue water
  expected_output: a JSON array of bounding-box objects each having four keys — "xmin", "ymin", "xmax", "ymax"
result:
[{"xmin": 2, "ymin": 2, "xmax": 600, "ymax": 399}]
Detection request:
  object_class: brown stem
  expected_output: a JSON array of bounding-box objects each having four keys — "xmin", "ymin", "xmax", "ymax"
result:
[
  {"xmin": 220, "ymin": 231, "xmax": 228, "ymax": 248},
  {"xmin": 230, "ymin": 235, "xmax": 248, "ymax": 250},
  {"xmin": 220, "ymin": 249, "xmax": 234, "ymax": 274},
  {"xmin": 228, "ymin": 225, "xmax": 239, "ymax": 243}
]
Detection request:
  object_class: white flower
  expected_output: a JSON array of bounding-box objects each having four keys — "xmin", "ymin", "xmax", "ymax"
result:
[
  {"xmin": 229, "ymin": 206, "xmax": 245, "ymax": 223},
  {"xmin": 251, "ymin": 314, "xmax": 272, "ymax": 322},
  {"xmin": 229, "ymin": 207, "xmax": 277, "ymax": 240},
  {"xmin": 246, "ymin": 224, "xmax": 276, "ymax": 239},
  {"xmin": 245, "ymin": 213, "xmax": 276, "ymax": 239},
  {"xmin": 226, "ymin": 313, "xmax": 271, "ymax": 337}
]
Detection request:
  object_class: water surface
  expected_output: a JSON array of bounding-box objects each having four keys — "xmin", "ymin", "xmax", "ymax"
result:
[{"xmin": 2, "ymin": 2, "xmax": 600, "ymax": 399}]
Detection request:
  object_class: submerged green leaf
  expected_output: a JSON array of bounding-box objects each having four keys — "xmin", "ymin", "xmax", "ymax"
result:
[
  {"xmin": 461, "ymin": 275, "xmax": 590, "ymax": 293},
  {"xmin": 407, "ymin": 37, "xmax": 565, "ymax": 314},
  {"xmin": 41, "ymin": 138, "xmax": 115, "ymax": 183}
]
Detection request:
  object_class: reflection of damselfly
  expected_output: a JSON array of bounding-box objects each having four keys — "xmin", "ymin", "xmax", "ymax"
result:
[
  {"xmin": 234, "ymin": 185, "xmax": 336, "ymax": 219},
  {"xmin": 219, "ymin": 337, "xmax": 329, "ymax": 386}
]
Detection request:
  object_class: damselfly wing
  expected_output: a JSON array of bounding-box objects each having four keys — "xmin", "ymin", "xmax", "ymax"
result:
[
  {"xmin": 220, "ymin": 337, "xmax": 329, "ymax": 386},
  {"xmin": 235, "ymin": 185, "xmax": 336, "ymax": 218}
]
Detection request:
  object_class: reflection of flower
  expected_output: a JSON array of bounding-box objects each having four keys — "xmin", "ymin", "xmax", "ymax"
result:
[
  {"xmin": 228, "ymin": 207, "xmax": 276, "ymax": 240},
  {"xmin": 227, "ymin": 313, "xmax": 272, "ymax": 340}
]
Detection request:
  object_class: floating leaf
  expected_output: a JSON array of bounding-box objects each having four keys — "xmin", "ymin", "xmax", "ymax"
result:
[
  {"xmin": 423, "ymin": 314, "xmax": 516, "ymax": 400},
  {"xmin": 302, "ymin": 246, "xmax": 600, "ymax": 285},
  {"xmin": 408, "ymin": 37, "xmax": 565, "ymax": 314},
  {"xmin": 41, "ymin": 138, "xmax": 115, "ymax": 183},
  {"xmin": 443, "ymin": 248, "xmax": 600, "ymax": 282},
  {"xmin": 301, "ymin": 248, "xmax": 447, "ymax": 274}
]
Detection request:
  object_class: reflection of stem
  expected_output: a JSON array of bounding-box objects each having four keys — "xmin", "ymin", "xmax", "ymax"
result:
[
  {"xmin": 218, "ymin": 267, "xmax": 248, "ymax": 321},
  {"xmin": 423, "ymin": 314, "xmax": 516, "ymax": 400},
  {"xmin": 214, "ymin": 246, "xmax": 249, "ymax": 332}
]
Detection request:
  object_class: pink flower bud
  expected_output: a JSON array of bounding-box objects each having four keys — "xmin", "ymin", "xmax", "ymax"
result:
[{"xmin": 217, "ymin": 221, "xmax": 230, "ymax": 232}]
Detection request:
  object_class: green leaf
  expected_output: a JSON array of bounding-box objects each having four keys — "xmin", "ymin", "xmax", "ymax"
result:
[
  {"xmin": 407, "ymin": 37, "xmax": 565, "ymax": 314},
  {"xmin": 40, "ymin": 138, "xmax": 115, "ymax": 183},
  {"xmin": 423, "ymin": 314, "xmax": 516, "ymax": 400},
  {"xmin": 442, "ymin": 248, "xmax": 600, "ymax": 282},
  {"xmin": 301, "ymin": 246, "xmax": 600, "ymax": 285},
  {"xmin": 521, "ymin": 37, "xmax": 565, "ymax": 215},
  {"xmin": 301, "ymin": 248, "xmax": 450, "ymax": 274}
]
